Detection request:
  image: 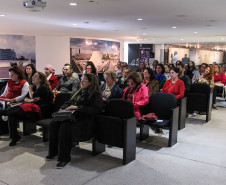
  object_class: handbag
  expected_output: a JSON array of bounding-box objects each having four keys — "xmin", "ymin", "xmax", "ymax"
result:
[
  {"xmin": 140, "ymin": 113, "xmax": 158, "ymax": 122},
  {"xmin": 52, "ymin": 109, "xmax": 77, "ymax": 122}
]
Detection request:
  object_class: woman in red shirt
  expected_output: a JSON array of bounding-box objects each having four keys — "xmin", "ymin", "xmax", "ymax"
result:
[
  {"xmin": 44, "ymin": 64, "xmax": 59, "ymax": 90},
  {"xmin": 214, "ymin": 64, "xmax": 226, "ymax": 85},
  {"xmin": 161, "ymin": 67, "xmax": 185, "ymax": 100}
]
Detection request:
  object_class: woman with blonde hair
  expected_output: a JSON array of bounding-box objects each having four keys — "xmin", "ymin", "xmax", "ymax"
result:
[{"xmin": 102, "ymin": 70, "xmax": 122, "ymax": 101}]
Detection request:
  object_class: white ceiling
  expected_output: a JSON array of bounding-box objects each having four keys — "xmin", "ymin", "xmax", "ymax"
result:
[{"xmin": 1, "ymin": 0, "xmax": 226, "ymax": 44}]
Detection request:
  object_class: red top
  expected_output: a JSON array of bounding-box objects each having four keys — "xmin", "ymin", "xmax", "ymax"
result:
[
  {"xmin": 49, "ymin": 74, "xmax": 59, "ymax": 90},
  {"xmin": 5, "ymin": 79, "xmax": 27, "ymax": 99},
  {"xmin": 214, "ymin": 72, "xmax": 226, "ymax": 85},
  {"xmin": 161, "ymin": 79, "xmax": 185, "ymax": 100}
]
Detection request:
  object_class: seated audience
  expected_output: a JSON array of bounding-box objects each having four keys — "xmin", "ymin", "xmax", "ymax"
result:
[
  {"xmin": 164, "ymin": 64, "xmax": 171, "ymax": 80},
  {"xmin": 187, "ymin": 61, "xmax": 196, "ymax": 80},
  {"xmin": 24, "ymin": 64, "xmax": 37, "ymax": 85},
  {"xmin": 177, "ymin": 63, "xmax": 191, "ymax": 95},
  {"xmin": 169, "ymin": 63, "xmax": 175, "ymax": 70},
  {"xmin": 155, "ymin": 64, "xmax": 167, "ymax": 89},
  {"xmin": 161, "ymin": 67, "xmax": 185, "ymax": 101},
  {"xmin": 0, "ymin": 67, "xmax": 29, "ymax": 120},
  {"xmin": 102, "ymin": 70, "xmax": 122, "ymax": 101},
  {"xmin": 46, "ymin": 73, "xmax": 102, "ymax": 168},
  {"xmin": 53, "ymin": 64, "xmax": 80, "ymax": 96},
  {"xmin": 137, "ymin": 62, "xmax": 146, "ymax": 74},
  {"xmin": 214, "ymin": 64, "xmax": 226, "ymax": 85},
  {"xmin": 7, "ymin": 72, "xmax": 53, "ymax": 146},
  {"xmin": 192, "ymin": 63, "xmax": 208, "ymax": 84},
  {"xmin": 0, "ymin": 67, "xmax": 29, "ymax": 104},
  {"xmin": 116, "ymin": 67, "xmax": 130, "ymax": 90},
  {"xmin": 122, "ymin": 71, "xmax": 149, "ymax": 121},
  {"xmin": 151, "ymin": 60, "xmax": 158, "ymax": 72},
  {"xmin": 44, "ymin": 64, "xmax": 59, "ymax": 90},
  {"xmin": 143, "ymin": 68, "xmax": 159, "ymax": 96}
]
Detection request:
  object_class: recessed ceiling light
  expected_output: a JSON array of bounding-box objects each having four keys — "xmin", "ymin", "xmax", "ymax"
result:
[
  {"xmin": 172, "ymin": 26, "xmax": 177, "ymax": 29},
  {"xmin": 70, "ymin": 2, "xmax": 77, "ymax": 6},
  {"xmin": 221, "ymin": 38, "xmax": 225, "ymax": 40},
  {"xmin": 180, "ymin": 38, "xmax": 184, "ymax": 41},
  {"xmin": 194, "ymin": 32, "xmax": 198, "ymax": 34},
  {"xmin": 0, "ymin": 14, "xmax": 6, "ymax": 17},
  {"xmin": 72, "ymin": 24, "xmax": 77, "ymax": 26},
  {"xmin": 137, "ymin": 18, "xmax": 143, "ymax": 21}
]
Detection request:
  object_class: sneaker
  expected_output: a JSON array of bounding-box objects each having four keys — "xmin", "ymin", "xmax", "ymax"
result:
[
  {"xmin": 45, "ymin": 154, "xmax": 57, "ymax": 161},
  {"xmin": 2, "ymin": 116, "xmax": 8, "ymax": 121},
  {"xmin": 56, "ymin": 161, "xmax": 70, "ymax": 169},
  {"xmin": 9, "ymin": 135, "xmax": 21, "ymax": 146}
]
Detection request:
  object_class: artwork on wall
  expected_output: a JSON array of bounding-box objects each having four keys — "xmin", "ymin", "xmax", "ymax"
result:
[
  {"xmin": 0, "ymin": 35, "xmax": 36, "ymax": 78},
  {"xmin": 139, "ymin": 48, "xmax": 150, "ymax": 63},
  {"xmin": 70, "ymin": 38, "xmax": 120, "ymax": 73},
  {"xmin": 128, "ymin": 44, "xmax": 153, "ymax": 70}
]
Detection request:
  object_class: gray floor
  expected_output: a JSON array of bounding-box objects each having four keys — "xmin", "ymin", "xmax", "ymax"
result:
[{"xmin": 0, "ymin": 106, "xmax": 226, "ymax": 185}]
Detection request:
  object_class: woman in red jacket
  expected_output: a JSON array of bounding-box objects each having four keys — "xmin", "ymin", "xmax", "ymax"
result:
[
  {"xmin": 161, "ymin": 67, "xmax": 185, "ymax": 100},
  {"xmin": 44, "ymin": 64, "xmax": 59, "ymax": 90},
  {"xmin": 122, "ymin": 71, "xmax": 149, "ymax": 121},
  {"xmin": 214, "ymin": 64, "xmax": 226, "ymax": 85}
]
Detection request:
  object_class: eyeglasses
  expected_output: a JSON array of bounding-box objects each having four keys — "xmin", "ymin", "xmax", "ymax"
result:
[
  {"xmin": 104, "ymin": 76, "xmax": 112, "ymax": 80},
  {"xmin": 81, "ymin": 79, "xmax": 89, "ymax": 83}
]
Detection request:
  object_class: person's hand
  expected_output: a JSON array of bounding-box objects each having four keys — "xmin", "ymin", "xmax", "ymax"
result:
[
  {"xmin": 102, "ymin": 97, "xmax": 106, "ymax": 101},
  {"xmin": 66, "ymin": 105, "xmax": 78, "ymax": 110},
  {"xmin": 33, "ymin": 97, "xmax": 40, "ymax": 102},
  {"xmin": 3, "ymin": 98, "xmax": 11, "ymax": 102},
  {"xmin": 24, "ymin": 98, "xmax": 33, "ymax": 103}
]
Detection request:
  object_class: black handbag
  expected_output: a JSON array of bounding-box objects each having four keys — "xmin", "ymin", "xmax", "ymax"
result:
[{"xmin": 52, "ymin": 109, "xmax": 77, "ymax": 122}]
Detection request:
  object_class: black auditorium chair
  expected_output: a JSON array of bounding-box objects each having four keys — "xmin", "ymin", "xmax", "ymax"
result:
[
  {"xmin": 178, "ymin": 97, "xmax": 187, "ymax": 130},
  {"xmin": 187, "ymin": 83, "xmax": 212, "ymax": 122},
  {"xmin": 93, "ymin": 99, "xmax": 136, "ymax": 165},
  {"xmin": 36, "ymin": 93, "xmax": 71, "ymax": 141},
  {"xmin": 139, "ymin": 93, "xmax": 179, "ymax": 147}
]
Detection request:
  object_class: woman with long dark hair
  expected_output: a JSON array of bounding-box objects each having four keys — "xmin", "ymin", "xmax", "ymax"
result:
[
  {"xmin": 7, "ymin": 72, "xmax": 53, "ymax": 146},
  {"xmin": 24, "ymin": 64, "xmax": 37, "ymax": 85},
  {"xmin": 46, "ymin": 73, "xmax": 102, "ymax": 168}
]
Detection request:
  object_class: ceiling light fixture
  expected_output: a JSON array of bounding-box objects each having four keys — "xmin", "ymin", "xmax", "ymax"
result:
[
  {"xmin": 137, "ymin": 18, "xmax": 143, "ymax": 21},
  {"xmin": 0, "ymin": 14, "xmax": 6, "ymax": 17},
  {"xmin": 72, "ymin": 23, "xmax": 77, "ymax": 26},
  {"xmin": 172, "ymin": 26, "xmax": 176, "ymax": 29},
  {"xmin": 70, "ymin": 2, "xmax": 77, "ymax": 6},
  {"xmin": 194, "ymin": 32, "xmax": 198, "ymax": 34}
]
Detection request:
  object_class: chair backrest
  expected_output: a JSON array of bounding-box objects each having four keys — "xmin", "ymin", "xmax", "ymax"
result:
[
  {"xmin": 105, "ymin": 99, "xmax": 134, "ymax": 119},
  {"xmin": 54, "ymin": 93, "xmax": 72, "ymax": 112},
  {"xmin": 149, "ymin": 93, "xmax": 177, "ymax": 119},
  {"xmin": 190, "ymin": 83, "xmax": 210, "ymax": 94}
]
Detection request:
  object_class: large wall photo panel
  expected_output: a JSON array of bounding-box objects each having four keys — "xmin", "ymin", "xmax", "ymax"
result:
[
  {"xmin": 70, "ymin": 38, "xmax": 120, "ymax": 73},
  {"xmin": 0, "ymin": 35, "xmax": 35, "ymax": 78}
]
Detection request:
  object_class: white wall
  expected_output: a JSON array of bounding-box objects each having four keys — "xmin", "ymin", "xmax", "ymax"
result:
[
  {"xmin": 154, "ymin": 44, "xmax": 164, "ymax": 62},
  {"xmin": 36, "ymin": 35, "xmax": 70, "ymax": 75},
  {"xmin": 36, "ymin": 36, "xmax": 123, "ymax": 74}
]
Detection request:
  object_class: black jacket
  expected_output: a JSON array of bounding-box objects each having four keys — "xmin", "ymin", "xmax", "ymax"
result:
[{"xmin": 70, "ymin": 91, "xmax": 102, "ymax": 141}]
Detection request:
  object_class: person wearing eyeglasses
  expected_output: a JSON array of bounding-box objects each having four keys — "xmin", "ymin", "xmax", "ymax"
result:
[
  {"xmin": 53, "ymin": 64, "xmax": 80, "ymax": 96},
  {"xmin": 192, "ymin": 63, "xmax": 208, "ymax": 84},
  {"xmin": 102, "ymin": 70, "xmax": 122, "ymax": 101},
  {"xmin": 46, "ymin": 73, "xmax": 102, "ymax": 168}
]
